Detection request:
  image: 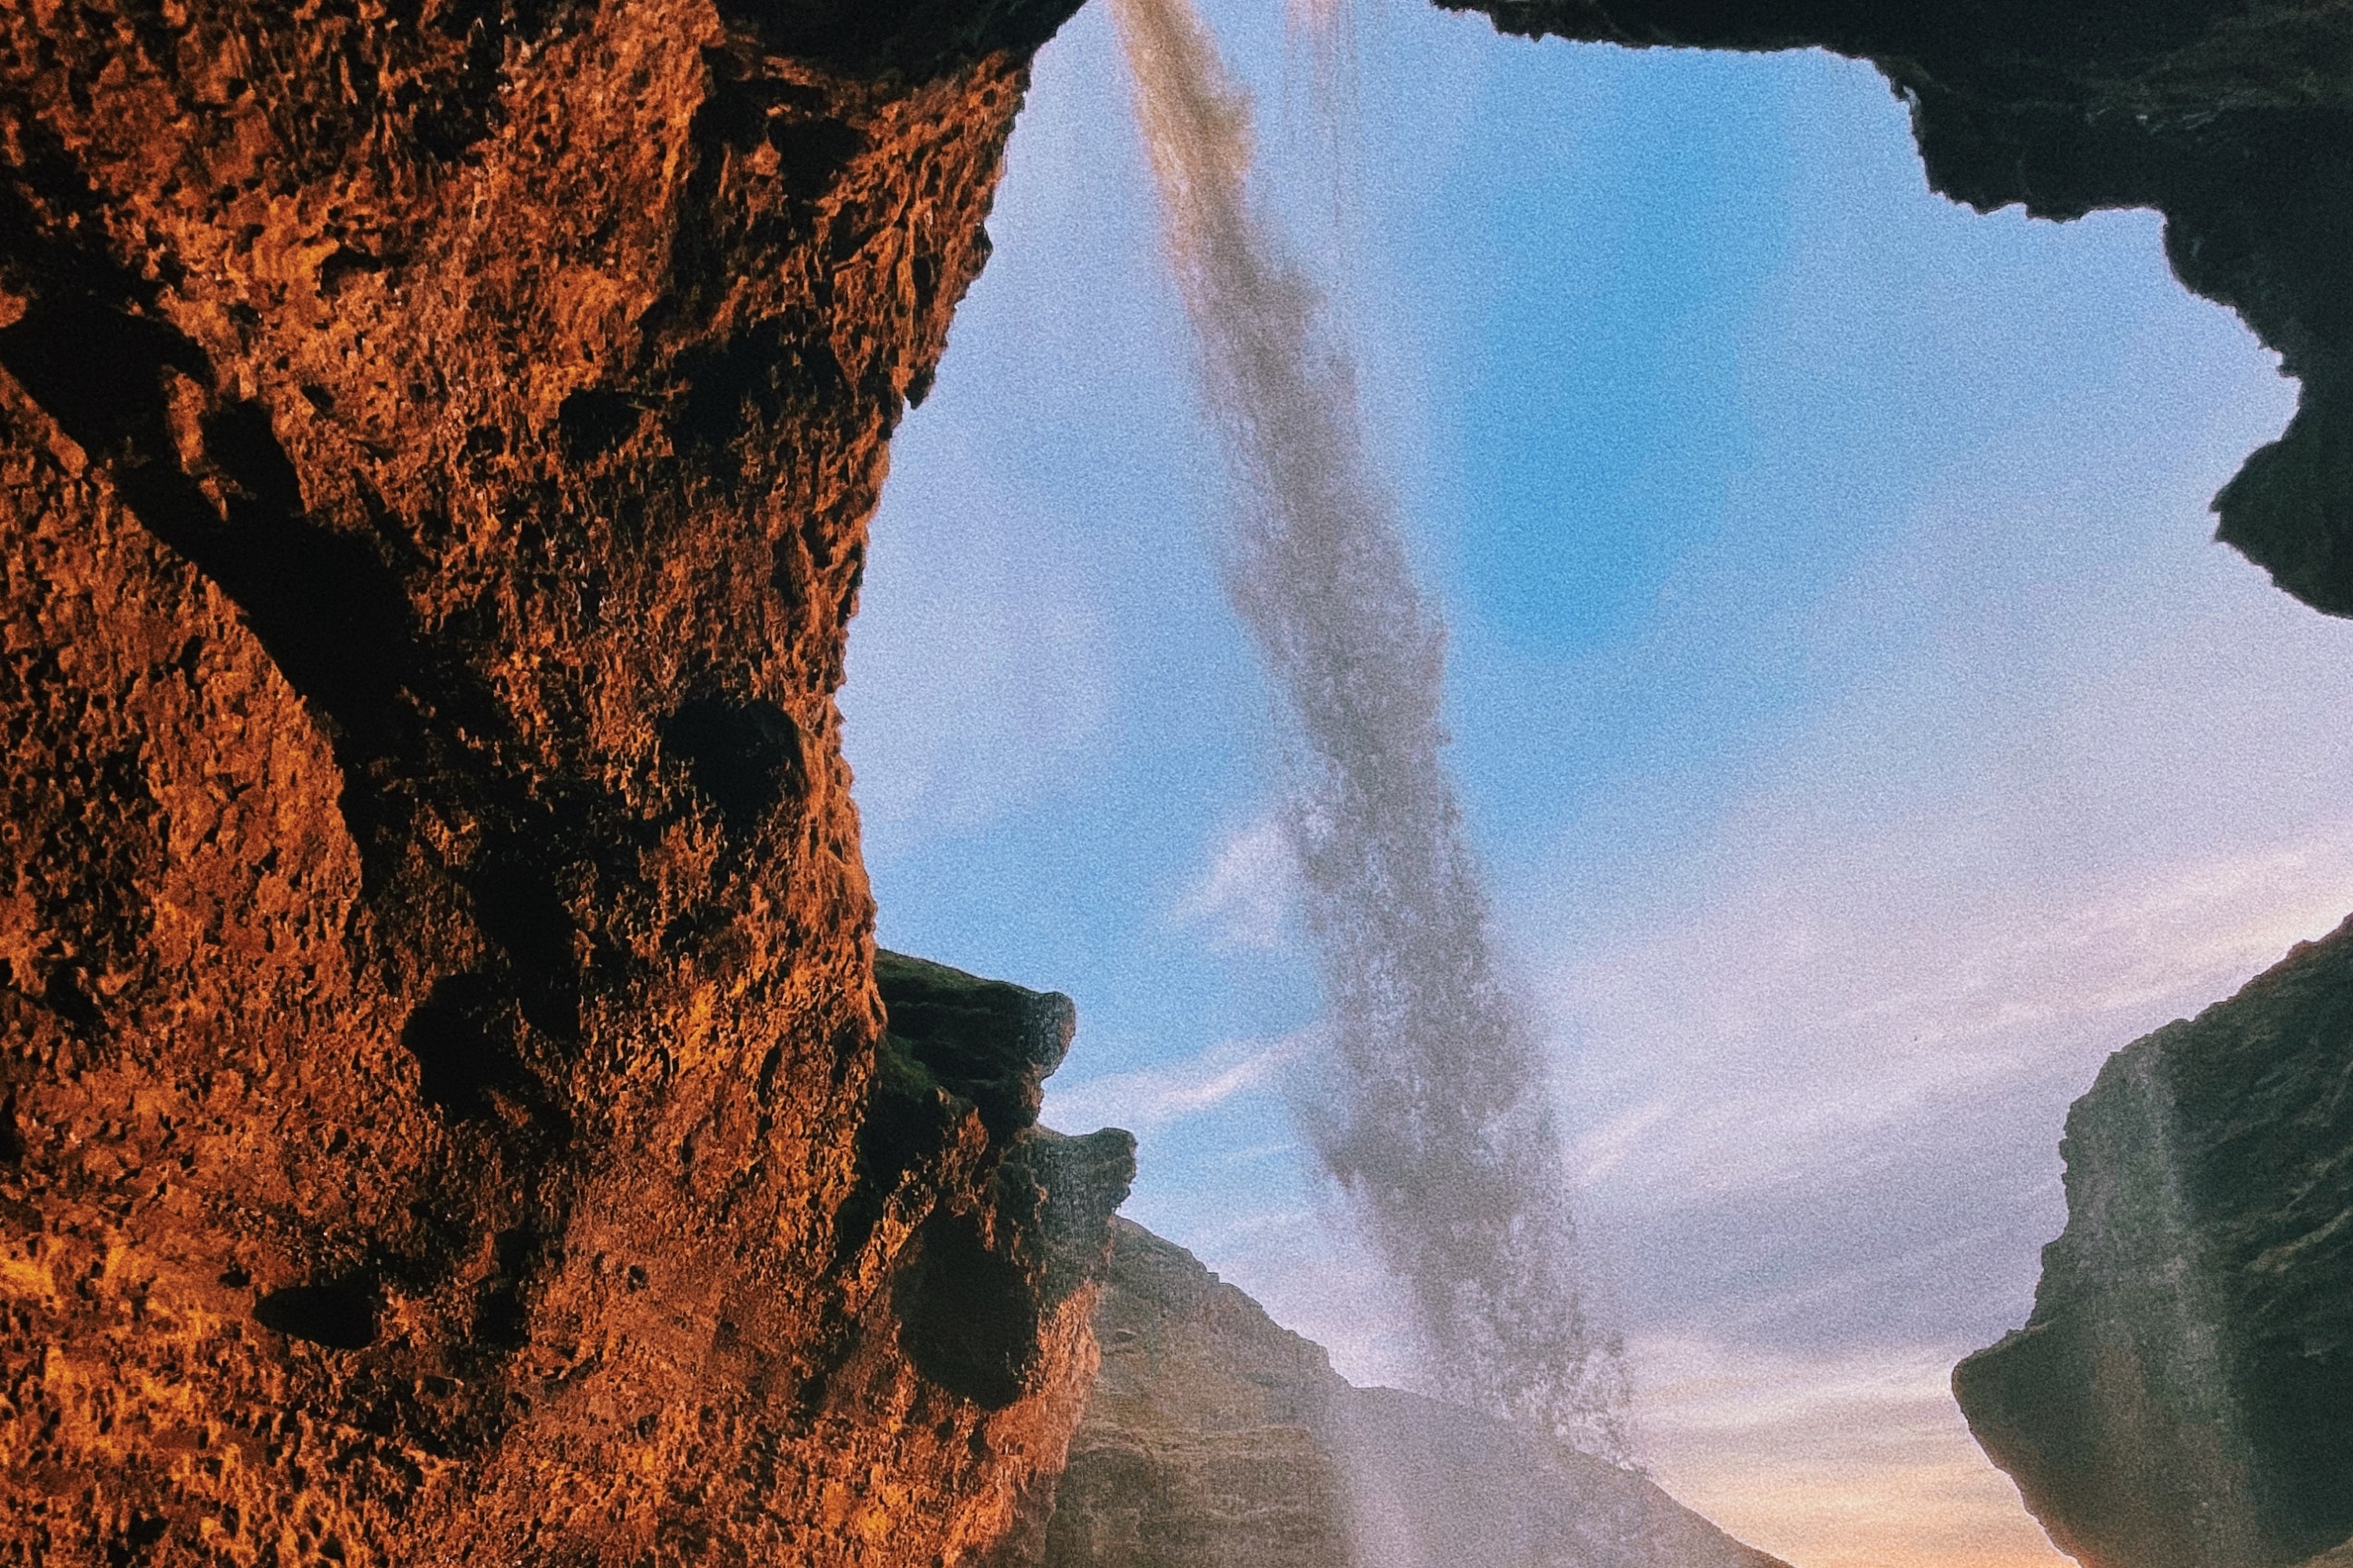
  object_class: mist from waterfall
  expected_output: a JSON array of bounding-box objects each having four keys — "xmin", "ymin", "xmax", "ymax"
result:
[{"xmin": 1111, "ymin": 0, "xmax": 1630, "ymax": 1462}]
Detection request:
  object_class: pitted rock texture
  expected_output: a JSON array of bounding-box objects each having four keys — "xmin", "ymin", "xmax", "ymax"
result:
[
  {"xmin": 0, "ymin": 1, "xmax": 1138, "ymax": 1559},
  {"xmin": 1451, "ymin": 0, "xmax": 2353, "ymax": 619},
  {"xmin": 1955, "ymin": 915, "xmax": 2353, "ymax": 1568},
  {"xmin": 1023, "ymin": 1220, "xmax": 1787, "ymax": 1568}
]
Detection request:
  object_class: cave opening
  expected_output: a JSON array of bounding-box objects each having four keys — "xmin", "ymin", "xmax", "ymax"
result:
[{"xmin": 838, "ymin": 1, "xmax": 2345, "ymax": 1564}]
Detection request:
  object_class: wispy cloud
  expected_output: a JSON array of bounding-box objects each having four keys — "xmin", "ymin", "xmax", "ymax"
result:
[
  {"xmin": 1173, "ymin": 813, "xmax": 1298, "ymax": 950},
  {"xmin": 1555, "ymin": 826, "xmax": 2353, "ymax": 1211},
  {"xmin": 1044, "ymin": 1029, "xmax": 1309, "ymax": 1133}
]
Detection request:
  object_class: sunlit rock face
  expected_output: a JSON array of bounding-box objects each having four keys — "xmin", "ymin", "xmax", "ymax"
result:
[
  {"xmin": 1021, "ymin": 1219, "xmax": 1787, "ymax": 1568},
  {"xmin": 0, "ymin": 0, "xmax": 1136, "ymax": 1555},
  {"xmin": 1449, "ymin": 0, "xmax": 2353, "ymax": 620},
  {"xmin": 1955, "ymin": 919, "xmax": 2353, "ymax": 1568}
]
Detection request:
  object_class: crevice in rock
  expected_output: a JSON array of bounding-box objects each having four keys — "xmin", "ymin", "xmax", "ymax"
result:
[
  {"xmin": 663, "ymin": 695, "xmax": 807, "ymax": 836},
  {"xmin": 256, "ymin": 1279, "xmax": 382, "ymax": 1352},
  {"xmin": 402, "ymin": 973, "xmax": 533, "ymax": 1120}
]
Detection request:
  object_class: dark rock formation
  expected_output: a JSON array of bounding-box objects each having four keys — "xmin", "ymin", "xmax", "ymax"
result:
[
  {"xmin": 1955, "ymin": 916, "xmax": 2353, "ymax": 1568},
  {"xmin": 1021, "ymin": 1218, "xmax": 1788, "ymax": 1568},
  {"xmin": 872, "ymin": 954, "xmax": 1136, "ymax": 1417},
  {"xmin": 0, "ymin": 0, "xmax": 1137, "ymax": 1557},
  {"xmin": 1448, "ymin": 0, "xmax": 2353, "ymax": 620}
]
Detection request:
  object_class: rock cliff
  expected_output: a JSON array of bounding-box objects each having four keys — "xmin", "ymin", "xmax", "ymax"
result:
[
  {"xmin": 1954, "ymin": 917, "xmax": 2353, "ymax": 1568},
  {"xmin": 0, "ymin": 0, "xmax": 1135, "ymax": 1559},
  {"xmin": 1026, "ymin": 1218, "xmax": 1789, "ymax": 1568},
  {"xmin": 1449, "ymin": 0, "xmax": 2353, "ymax": 620}
]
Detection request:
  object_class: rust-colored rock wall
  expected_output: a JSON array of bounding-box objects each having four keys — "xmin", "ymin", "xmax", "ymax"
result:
[{"xmin": 0, "ymin": 0, "xmax": 1131, "ymax": 1561}]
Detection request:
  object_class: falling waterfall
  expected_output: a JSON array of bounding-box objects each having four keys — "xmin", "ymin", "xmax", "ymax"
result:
[{"xmin": 1111, "ymin": 0, "xmax": 1630, "ymax": 1463}]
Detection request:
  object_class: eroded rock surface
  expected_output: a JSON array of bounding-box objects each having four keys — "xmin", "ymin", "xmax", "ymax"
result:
[
  {"xmin": 0, "ymin": 2, "xmax": 1135, "ymax": 1559},
  {"xmin": 1026, "ymin": 1219, "xmax": 1788, "ymax": 1568},
  {"xmin": 1955, "ymin": 916, "xmax": 2353, "ymax": 1568},
  {"xmin": 1451, "ymin": 0, "xmax": 2353, "ymax": 619}
]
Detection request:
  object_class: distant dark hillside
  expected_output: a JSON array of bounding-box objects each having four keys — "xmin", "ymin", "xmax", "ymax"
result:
[{"xmin": 1019, "ymin": 1217, "xmax": 1790, "ymax": 1568}]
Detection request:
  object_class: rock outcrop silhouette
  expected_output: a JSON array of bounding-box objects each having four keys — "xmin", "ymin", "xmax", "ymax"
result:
[
  {"xmin": 1453, "ymin": 0, "xmax": 2353, "ymax": 620},
  {"xmin": 1956, "ymin": 918, "xmax": 2353, "ymax": 1568},
  {"xmin": 0, "ymin": 1, "xmax": 1133, "ymax": 1558}
]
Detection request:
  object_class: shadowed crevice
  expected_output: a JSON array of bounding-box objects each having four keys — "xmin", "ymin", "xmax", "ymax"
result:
[
  {"xmin": 256, "ymin": 1279, "xmax": 380, "ymax": 1351},
  {"xmin": 401, "ymin": 973, "xmax": 533, "ymax": 1119},
  {"xmin": 663, "ymin": 695, "xmax": 806, "ymax": 835}
]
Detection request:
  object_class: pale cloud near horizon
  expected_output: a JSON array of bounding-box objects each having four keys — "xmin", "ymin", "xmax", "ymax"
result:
[{"xmin": 1629, "ymin": 1333, "xmax": 2068, "ymax": 1568}]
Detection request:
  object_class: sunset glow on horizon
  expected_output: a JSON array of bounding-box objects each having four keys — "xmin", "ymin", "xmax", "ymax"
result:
[{"xmin": 1630, "ymin": 1336, "xmax": 2068, "ymax": 1568}]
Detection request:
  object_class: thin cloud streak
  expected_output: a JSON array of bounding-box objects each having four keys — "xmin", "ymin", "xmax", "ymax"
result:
[
  {"xmin": 1044, "ymin": 1031, "xmax": 1307, "ymax": 1133},
  {"xmin": 1558, "ymin": 828, "xmax": 2353, "ymax": 1209},
  {"xmin": 1175, "ymin": 813, "xmax": 1299, "ymax": 951}
]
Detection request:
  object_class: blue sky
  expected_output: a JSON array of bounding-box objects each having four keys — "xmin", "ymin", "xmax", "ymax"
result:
[{"xmin": 839, "ymin": 5, "xmax": 2353, "ymax": 1563}]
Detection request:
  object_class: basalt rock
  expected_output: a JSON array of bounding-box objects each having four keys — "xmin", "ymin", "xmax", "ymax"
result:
[
  {"xmin": 0, "ymin": 0, "xmax": 1138, "ymax": 1558},
  {"xmin": 1955, "ymin": 916, "xmax": 2353, "ymax": 1568},
  {"xmin": 1449, "ymin": 0, "xmax": 2353, "ymax": 620},
  {"xmin": 1018, "ymin": 1219, "xmax": 1789, "ymax": 1568}
]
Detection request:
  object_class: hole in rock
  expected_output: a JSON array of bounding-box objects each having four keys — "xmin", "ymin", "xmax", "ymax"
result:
[
  {"xmin": 893, "ymin": 1207, "xmax": 1038, "ymax": 1410},
  {"xmin": 672, "ymin": 320, "xmax": 848, "ymax": 450},
  {"xmin": 472, "ymin": 1228, "xmax": 538, "ymax": 1350},
  {"xmin": 400, "ymin": 973, "xmax": 529, "ymax": 1119},
  {"xmin": 663, "ymin": 695, "xmax": 806, "ymax": 834},
  {"xmin": 255, "ymin": 1280, "xmax": 379, "ymax": 1351},
  {"xmin": 772, "ymin": 116, "xmax": 864, "ymax": 198},
  {"xmin": 102, "ymin": 1514, "xmax": 167, "ymax": 1568},
  {"xmin": 556, "ymin": 388, "xmax": 646, "ymax": 461},
  {"xmin": 41, "ymin": 970, "xmax": 102, "ymax": 1035},
  {"xmin": 467, "ymin": 852, "xmax": 581, "ymax": 1043}
]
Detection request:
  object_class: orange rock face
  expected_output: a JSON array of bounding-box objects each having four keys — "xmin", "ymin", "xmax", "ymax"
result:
[{"xmin": 0, "ymin": 1, "xmax": 1129, "ymax": 1562}]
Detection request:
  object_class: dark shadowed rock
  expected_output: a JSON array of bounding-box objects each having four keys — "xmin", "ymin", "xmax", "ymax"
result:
[{"xmin": 1955, "ymin": 915, "xmax": 2353, "ymax": 1568}]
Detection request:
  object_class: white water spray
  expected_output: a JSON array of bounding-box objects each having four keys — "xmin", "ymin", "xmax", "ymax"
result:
[{"xmin": 1112, "ymin": 0, "xmax": 1629, "ymax": 1461}]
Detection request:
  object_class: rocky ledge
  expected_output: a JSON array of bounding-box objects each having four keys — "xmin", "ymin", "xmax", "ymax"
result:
[
  {"xmin": 1017, "ymin": 1218, "xmax": 1789, "ymax": 1568},
  {"xmin": 1955, "ymin": 918, "xmax": 2353, "ymax": 1568}
]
